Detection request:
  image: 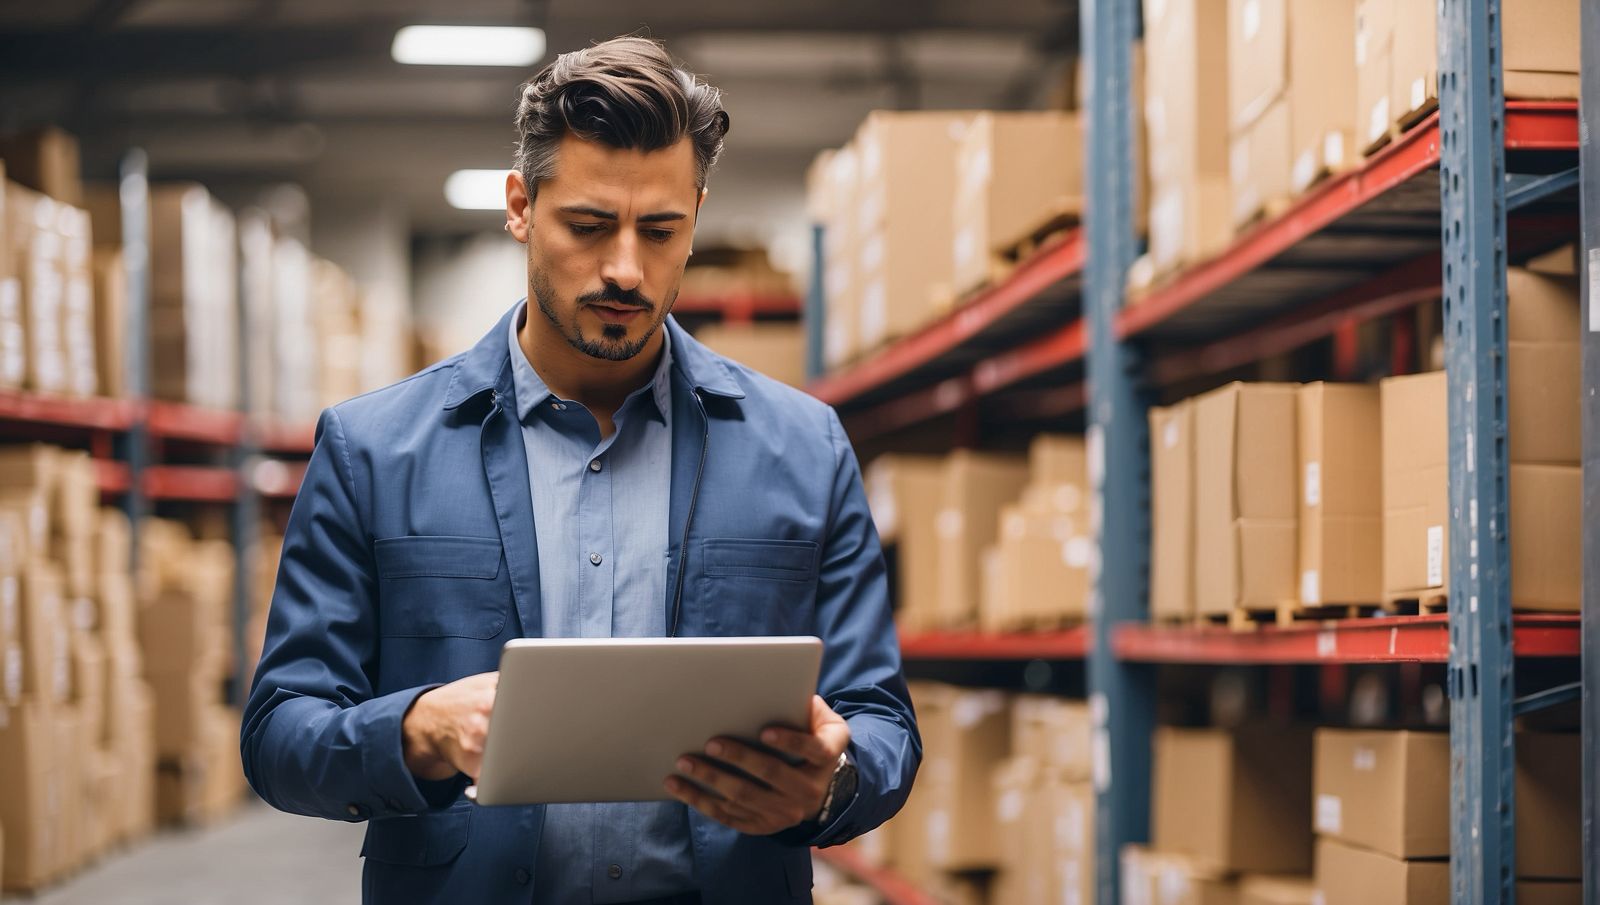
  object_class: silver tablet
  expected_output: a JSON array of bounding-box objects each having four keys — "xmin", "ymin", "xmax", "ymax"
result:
[{"xmin": 468, "ymin": 636, "xmax": 823, "ymax": 806}]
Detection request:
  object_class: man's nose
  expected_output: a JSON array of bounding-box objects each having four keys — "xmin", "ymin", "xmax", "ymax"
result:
[{"xmin": 599, "ymin": 231, "xmax": 644, "ymax": 292}]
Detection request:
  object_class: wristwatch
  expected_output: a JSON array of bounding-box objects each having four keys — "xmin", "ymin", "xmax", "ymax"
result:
[{"xmin": 814, "ymin": 750, "xmax": 858, "ymax": 825}]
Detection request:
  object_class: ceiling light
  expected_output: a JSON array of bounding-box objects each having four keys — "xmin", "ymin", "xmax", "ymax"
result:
[
  {"xmin": 392, "ymin": 26, "xmax": 545, "ymax": 67},
  {"xmin": 444, "ymin": 169, "xmax": 509, "ymax": 211}
]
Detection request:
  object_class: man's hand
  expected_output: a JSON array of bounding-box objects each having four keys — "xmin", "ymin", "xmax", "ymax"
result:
[
  {"xmin": 401, "ymin": 672, "xmax": 499, "ymax": 782},
  {"xmin": 664, "ymin": 695, "xmax": 851, "ymax": 835}
]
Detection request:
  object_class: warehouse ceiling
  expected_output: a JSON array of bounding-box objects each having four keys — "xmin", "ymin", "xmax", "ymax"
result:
[{"xmin": 0, "ymin": 0, "xmax": 1078, "ymax": 242}]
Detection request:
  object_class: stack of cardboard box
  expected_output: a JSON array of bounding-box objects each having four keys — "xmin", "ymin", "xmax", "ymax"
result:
[
  {"xmin": 0, "ymin": 445, "xmax": 155, "ymax": 892},
  {"xmin": 137, "ymin": 519, "xmax": 246, "ymax": 827},
  {"xmin": 1311, "ymin": 728, "xmax": 1579, "ymax": 903},
  {"xmin": 863, "ymin": 454, "xmax": 944, "ymax": 630},
  {"xmin": 930, "ymin": 452, "xmax": 1029, "ymax": 631},
  {"xmin": 3, "ymin": 174, "xmax": 97, "ymax": 398},
  {"xmin": 991, "ymin": 695, "xmax": 1094, "ymax": 905},
  {"xmin": 312, "ymin": 257, "xmax": 365, "ymax": 411},
  {"xmin": 147, "ymin": 184, "xmax": 239, "ymax": 412},
  {"xmin": 981, "ymin": 435, "xmax": 1092, "ymax": 633},
  {"xmin": 692, "ymin": 323, "xmax": 807, "ymax": 389}
]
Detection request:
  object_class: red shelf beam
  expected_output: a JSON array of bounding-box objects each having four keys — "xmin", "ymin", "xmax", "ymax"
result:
[
  {"xmin": 1113, "ymin": 614, "xmax": 1579, "ymax": 665},
  {"xmin": 253, "ymin": 419, "xmax": 317, "ymax": 455},
  {"xmin": 811, "ymin": 231, "xmax": 1085, "ymax": 407},
  {"xmin": 143, "ymin": 465, "xmax": 239, "ymax": 503},
  {"xmin": 0, "ymin": 389, "xmax": 138, "ymax": 432},
  {"xmin": 94, "ymin": 460, "xmax": 132, "ymax": 495},
  {"xmin": 145, "ymin": 401, "xmax": 245, "ymax": 446},
  {"xmin": 1117, "ymin": 102, "xmax": 1578, "ymax": 340},
  {"xmin": 899, "ymin": 626, "xmax": 1091, "ymax": 661},
  {"xmin": 813, "ymin": 845, "xmax": 939, "ymax": 905}
]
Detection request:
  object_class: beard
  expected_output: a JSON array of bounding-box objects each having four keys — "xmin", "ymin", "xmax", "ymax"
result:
[{"xmin": 529, "ymin": 266, "xmax": 675, "ymax": 362}]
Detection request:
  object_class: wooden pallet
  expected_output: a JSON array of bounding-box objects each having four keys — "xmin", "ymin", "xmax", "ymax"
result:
[
  {"xmin": 1232, "ymin": 192, "xmax": 1297, "ymax": 236},
  {"xmin": 1199, "ymin": 601, "xmax": 1384, "ymax": 632},
  {"xmin": 955, "ymin": 206, "xmax": 1083, "ymax": 302},
  {"xmin": 1361, "ymin": 100, "xmax": 1441, "ymax": 158},
  {"xmin": 1381, "ymin": 592, "xmax": 1449, "ymax": 616}
]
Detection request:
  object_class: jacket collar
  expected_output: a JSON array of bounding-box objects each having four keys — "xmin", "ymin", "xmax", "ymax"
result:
[{"xmin": 442, "ymin": 301, "xmax": 744, "ymax": 411}]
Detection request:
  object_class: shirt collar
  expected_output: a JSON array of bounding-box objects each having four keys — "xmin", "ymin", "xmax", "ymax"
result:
[{"xmin": 507, "ymin": 301, "xmax": 675, "ymax": 424}]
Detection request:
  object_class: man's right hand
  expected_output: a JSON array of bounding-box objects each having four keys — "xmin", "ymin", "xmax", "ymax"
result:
[{"xmin": 402, "ymin": 671, "xmax": 499, "ymax": 782}]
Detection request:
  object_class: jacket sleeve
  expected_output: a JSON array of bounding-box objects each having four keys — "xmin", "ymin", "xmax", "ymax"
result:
[
  {"xmin": 240, "ymin": 407, "xmax": 469, "ymax": 822},
  {"xmin": 772, "ymin": 408, "xmax": 921, "ymax": 848}
]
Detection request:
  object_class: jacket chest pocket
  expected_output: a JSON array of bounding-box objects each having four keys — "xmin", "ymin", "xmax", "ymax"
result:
[
  {"xmin": 361, "ymin": 801, "xmax": 472, "ymax": 867},
  {"xmin": 698, "ymin": 538, "xmax": 819, "ymax": 635},
  {"xmin": 375, "ymin": 536, "xmax": 509, "ymax": 639}
]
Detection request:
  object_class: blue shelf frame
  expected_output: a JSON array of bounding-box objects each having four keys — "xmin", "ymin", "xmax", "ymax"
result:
[{"xmin": 1578, "ymin": 0, "xmax": 1597, "ymax": 897}]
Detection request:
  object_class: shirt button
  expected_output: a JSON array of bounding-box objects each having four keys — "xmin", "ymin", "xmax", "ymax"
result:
[
  {"xmin": 607, "ymin": 864, "xmax": 623, "ymax": 880},
  {"xmin": 514, "ymin": 868, "xmax": 531, "ymax": 885},
  {"xmin": 589, "ymin": 459, "xmax": 602, "ymax": 472},
  {"xmin": 551, "ymin": 402, "xmax": 566, "ymax": 411},
  {"xmin": 589, "ymin": 552, "xmax": 603, "ymax": 566}
]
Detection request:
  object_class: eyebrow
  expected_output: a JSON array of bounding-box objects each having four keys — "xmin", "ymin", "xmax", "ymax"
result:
[{"xmin": 557, "ymin": 205, "xmax": 688, "ymax": 224}]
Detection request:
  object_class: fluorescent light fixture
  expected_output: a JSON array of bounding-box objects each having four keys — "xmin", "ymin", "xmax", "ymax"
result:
[
  {"xmin": 445, "ymin": 169, "xmax": 510, "ymax": 211},
  {"xmin": 392, "ymin": 25, "xmax": 545, "ymax": 67}
]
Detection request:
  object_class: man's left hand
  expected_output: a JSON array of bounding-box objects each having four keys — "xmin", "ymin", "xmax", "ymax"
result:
[{"xmin": 665, "ymin": 695, "xmax": 851, "ymax": 835}]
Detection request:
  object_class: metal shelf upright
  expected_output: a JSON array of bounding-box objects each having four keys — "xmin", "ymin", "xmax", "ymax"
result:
[{"xmin": 1577, "ymin": 0, "xmax": 1597, "ymax": 895}]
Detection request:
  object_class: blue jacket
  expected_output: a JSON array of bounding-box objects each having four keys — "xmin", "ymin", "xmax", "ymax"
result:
[{"xmin": 241, "ymin": 307, "xmax": 920, "ymax": 905}]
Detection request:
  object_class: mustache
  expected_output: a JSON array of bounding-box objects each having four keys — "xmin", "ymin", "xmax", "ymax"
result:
[{"xmin": 578, "ymin": 285, "xmax": 654, "ymax": 311}]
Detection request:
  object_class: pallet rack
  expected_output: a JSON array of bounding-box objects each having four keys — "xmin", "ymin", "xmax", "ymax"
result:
[{"xmin": 809, "ymin": 0, "xmax": 1595, "ymax": 901}]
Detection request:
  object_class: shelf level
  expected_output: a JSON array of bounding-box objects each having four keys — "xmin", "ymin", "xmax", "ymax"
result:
[
  {"xmin": 813, "ymin": 846, "xmax": 938, "ymax": 905},
  {"xmin": 253, "ymin": 418, "xmax": 317, "ymax": 455},
  {"xmin": 145, "ymin": 401, "xmax": 245, "ymax": 446},
  {"xmin": 0, "ymin": 389, "xmax": 138, "ymax": 432},
  {"xmin": 1113, "ymin": 614, "xmax": 1579, "ymax": 664},
  {"xmin": 899, "ymin": 626, "xmax": 1090, "ymax": 661},
  {"xmin": 143, "ymin": 465, "xmax": 239, "ymax": 502},
  {"xmin": 94, "ymin": 459, "xmax": 131, "ymax": 495}
]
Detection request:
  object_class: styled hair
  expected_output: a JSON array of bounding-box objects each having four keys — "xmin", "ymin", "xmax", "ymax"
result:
[{"xmin": 513, "ymin": 36, "xmax": 731, "ymax": 195}]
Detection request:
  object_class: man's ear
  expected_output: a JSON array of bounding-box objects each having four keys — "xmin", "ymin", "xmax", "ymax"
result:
[{"xmin": 505, "ymin": 171, "xmax": 532, "ymax": 243}]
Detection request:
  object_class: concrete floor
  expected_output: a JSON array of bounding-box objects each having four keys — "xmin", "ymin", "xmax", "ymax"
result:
[{"xmin": 3, "ymin": 803, "xmax": 365, "ymax": 905}]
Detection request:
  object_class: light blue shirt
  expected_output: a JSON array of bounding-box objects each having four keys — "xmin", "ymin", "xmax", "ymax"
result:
[{"xmin": 507, "ymin": 303, "xmax": 696, "ymax": 904}]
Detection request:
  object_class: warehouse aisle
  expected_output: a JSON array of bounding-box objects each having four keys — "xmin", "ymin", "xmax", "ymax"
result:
[{"xmin": 3, "ymin": 804, "xmax": 364, "ymax": 905}]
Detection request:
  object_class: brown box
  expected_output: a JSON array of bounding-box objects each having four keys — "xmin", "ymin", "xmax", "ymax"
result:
[
  {"xmin": 7, "ymin": 182, "xmax": 66, "ymax": 395},
  {"xmin": 1239, "ymin": 875, "xmax": 1316, "ymax": 905},
  {"xmin": 0, "ymin": 165, "xmax": 19, "ymax": 392},
  {"xmin": 693, "ymin": 323, "xmax": 806, "ymax": 388},
  {"xmin": 0, "ymin": 127, "xmax": 83, "ymax": 208},
  {"xmin": 1518, "ymin": 882, "xmax": 1582, "ymax": 905},
  {"xmin": 1313, "ymin": 837, "xmax": 1447, "ymax": 905},
  {"xmin": 1011, "ymin": 777, "xmax": 1094, "ymax": 905},
  {"xmin": 0, "ymin": 701, "xmax": 64, "ymax": 892},
  {"xmin": 1510, "ymin": 464, "xmax": 1580, "ymax": 611},
  {"xmin": 984, "ymin": 496, "xmax": 1092, "ymax": 632},
  {"xmin": 1312, "ymin": 728, "xmax": 1449, "ymax": 859},
  {"xmin": 138, "ymin": 588, "xmax": 229, "ymax": 681},
  {"xmin": 96, "ymin": 506, "xmax": 131, "ymax": 580},
  {"xmin": 20, "ymin": 562, "xmax": 70, "ymax": 704},
  {"xmin": 864, "ymin": 454, "xmax": 943, "ymax": 630},
  {"xmin": 1153, "ymin": 725, "xmax": 1313, "ymax": 874},
  {"xmin": 1507, "ymin": 267, "xmax": 1579, "ymax": 464},
  {"xmin": 1226, "ymin": 0, "xmax": 1286, "ymax": 131},
  {"xmin": 951, "ymin": 112, "xmax": 1082, "ymax": 296},
  {"xmin": 1122, "ymin": 846, "xmax": 1241, "ymax": 905},
  {"xmin": 70, "ymin": 629, "xmax": 106, "ymax": 746},
  {"xmin": 818, "ymin": 146, "xmax": 859, "ymax": 371},
  {"xmin": 1516, "ymin": 732, "xmax": 1580, "ymax": 879},
  {"xmin": 1229, "ymin": 97, "xmax": 1293, "ymax": 227},
  {"xmin": 1379, "ymin": 371, "xmax": 1448, "ymax": 599},
  {"xmin": 1011, "ymin": 694, "xmax": 1092, "ymax": 782},
  {"xmin": 1150, "ymin": 401, "xmax": 1196, "ymax": 620},
  {"xmin": 147, "ymin": 184, "xmax": 239, "ymax": 410},
  {"xmin": 1296, "ymin": 383, "xmax": 1382, "ymax": 606},
  {"xmin": 92, "ymin": 249, "xmax": 126, "ymax": 398},
  {"xmin": 1028, "ymin": 434, "xmax": 1088, "ymax": 490},
  {"xmin": 1194, "ymin": 383, "xmax": 1299, "ymax": 617},
  {"xmin": 1354, "ymin": 0, "xmax": 1396, "ymax": 150},
  {"xmin": 934, "ymin": 451, "xmax": 1029, "ymax": 629},
  {"xmin": 1287, "ymin": 0, "xmax": 1359, "ymax": 191},
  {"xmin": 915, "ymin": 685, "xmax": 1011, "ymax": 870},
  {"xmin": 853, "ymin": 112, "xmax": 977, "ymax": 352}
]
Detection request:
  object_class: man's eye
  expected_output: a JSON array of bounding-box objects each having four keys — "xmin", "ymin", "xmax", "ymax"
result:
[
  {"xmin": 569, "ymin": 223, "xmax": 604, "ymax": 237},
  {"xmin": 643, "ymin": 229, "xmax": 674, "ymax": 243}
]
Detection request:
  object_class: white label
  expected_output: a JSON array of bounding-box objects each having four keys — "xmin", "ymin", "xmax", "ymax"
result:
[
  {"xmin": 1588, "ymin": 248, "xmax": 1600, "ymax": 332},
  {"xmin": 1313, "ymin": 893, "xmax": 1327, "ymax": 905},
  {"xmin": 1163, "ymin": 419, "xmax": 1179, "ymax": 449},
  {"xmin": 1292, "ymin": 150, "xmax": 1317, "ymax": 193},
  {"xmin": 927, "ymin": 809, "xmax": 950, "ymax": 863},
  {"xmin": 1087, "ymin": 424, "xmax": 1105, "ymax": 490},
  {"xmin": 936, "ymin": 508, "xmax": 963, "ymax": 540},
  {"xmin": 1353, "ymin": 747, "xmax": 1378, "ymax": 771},
  {"xmin": 3, "ymin": 645, "xmax": 20, "ymax": 701},
  {"xmin": 1058, "ymin": 800, "xmax": 1086, "ymax": 851},
  {"xmin": 1317, "ymin": 630, "xmax": 1337, "ymax": 658},
  {"xmin": 952, "ymin": 690, "xmax": 1006, "ymax": 728},
  {"xmin": 1063, "ymin": 537, "xmax": 1093, "ymax": 569},
  {"xmin": 860, "ymin": 235, "xmax": 885, "ymax": 275},
  {"xmin": 1355, "ymin": 25, "xmax": 1369, "ymax": 66},
  {"xmin": 963, "ymin": 145, "xmax": 992, "ymax": 189},
  {"xmin": 1325, "ymin": 131, "xmax": 1347, "ymax": 169},
  {"xmin": 1230, "ymin": 139, "xmax": 1251, "ymax": 186},
  {"xmin": 1305, "ymin": 461, "xmax": 1322, "ymax": 507},
  {"xmin": 998, "ymin": 789, "xmax": 1025, "ymax": 824},
  {"xmin": 1315, "ymin": 793, "xmax": 1343, "ymax": 833},
  {"xmin": 1054, "ymin": 485, "xmax": 1082, "ymax": 513},
  {"xmin": 1301, "ymin": 569, "xmax": 1321, "ymax": 605},
  {"xmin": 1092, "ymin": 727, "xmax": 1111, "ymax": 792},
  {"xmin": 1411, "ymin": 77, "xmax": 1427, "ymax": 111},
  {"xmin": 953, "ymin": 227, "xmax": 976, "ymax": 270},
  {"xmin": 1370, "ymin": 97, "xmax": 1391, "ymax": 144},
  {"xmin": 1243, "ymin": 0, "xmax": 1263, "ymax": 41},
  {"xmin": 1426, "ymin": 524, "xmax": 1445, "ymax": 586},
  {"xmin": 859, "ymin": 280, "xmax": 887, "ymax": 346}
]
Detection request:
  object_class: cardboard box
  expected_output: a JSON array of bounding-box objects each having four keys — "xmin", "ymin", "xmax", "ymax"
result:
[
  {"xmin": 1313, "ymin": 837, "xmax": 1448, "ymax": 905},
  {"xmin": 0, "ymin": 702, "xmax": 64, "ymax": 892},
  {"xmin": 1122, "ymin": 846, "xmax": 1241, "ymax": 905},
  {"xmin": 1287, "ymin": 0, "xmax": 1359, "ymax": 191},
  {"xmin": 1354, "ymin": 0, "xmax": 1396, "ymax": 149},
  {"xmin": 992, "ymin": 756, "xmax": 1035, "ymax": 885},
  {"xmin": 1028, "ymin": 434, "xmax": 1088, "ymax": 490},
  {"xmin": 1153, "ymin": 725, "xmax": 1313, "ymax": 874},
  {"xmin": 1507, "ymin": 268, "xmax": 1579, "ymax": 464},
  {"xmin": 1516, "ymin": 732, "xmax": 1580, "ymax": 879},
  {"xmin": 951, "ymin": 112, "xmax": 1082, "ymax": 296},
  {"xmin": 985, "ymin": 497, "xmax": 1092, "ymax": 632},
  {"xmin": 1020, "ymin": 778, "xmax": 1094, "ymax": 905},
  {"xmin": 818, "ymin": 146, "xmax": 859, "ymax": 371},
  {"xmin": 148, "ymin": 184, "xmax": 239, "ymax": 410},
  {"xmin": 693, "ymin": 323, "xmax": 806, "ymax": 388},
  {"xmin": 934, "ymin": 451, "xmax": 1029, "ymax": 629},
  {"xmin": 1239, "ymin": 875, "xmax": 1315, "ymax": 905},
  {"xmin": 70, "ymin": 629, "xmax": 106, "ymax": 746},
  {"xmin": 0, "ymin": 165, "xmax": 19, "ymax": 392},
  {"xmin": 1011, "ymin": 694, "xmax": 1092, "ymax": 782},
  {"xmin": 96, "ymin": 506, "xmax": 131, "ymax": 579},
  {"xmin": 19, "ymin": 562, "xmax": 69, "ymax": 704},
  {"xmin": 0, "ymin": 128, "xmax": 83, "ymax": 208},
  {"xmin": 863, "ymin": 455, "xmax": 943, "ymax": 629},
  {"xmin": 1230, "ymin": 98, "xmax": 1293, "ymax": 227},
  {"xmin": 1379, "ymin": 371, "xmax": 1448, "ymax": 598},
  {"xmin": 1296, "ymin": 383, "xmax": 1381, "ymax": 606},
  {"xmin": 1509, "ymin": 464, "xmax": 1580, "ymax": 611},
  {"xmin": 1312, "ymin": 728, "xmax": 1449, "ymax": 859},
  {"xmin": 1150, "ymin": 402, "xmax": 1195, "ymax": 620},
  {"xmin": 1227, "ymin": 0, "xmax": 1287, "ymax": 130},
  {"xmin": 1194, "ymin": 383, "xmax": 1298, "ymax": 616},
  {"xmin": 7, "ymin": 182, "xmax": 67, "ymax": 395},
  {"xmin": 853, "ymin": 112, "xmax": 976, "ymax": 352},
  {"xmin": 916, "ymin": 685, "xmax": 1011, "ymax": 870},
  {"xmin": 1518, "ymin": 882, "xmax": 1582, "ymax": 905},
  {"xmin": 92, "ymin": 249, "xmax": 126, "ymax": 398}
]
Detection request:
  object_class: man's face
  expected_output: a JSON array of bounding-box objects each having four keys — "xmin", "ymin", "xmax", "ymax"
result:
[{"xmin": 516, "ymin": 134, "xmax": 702, "ymax": 362}]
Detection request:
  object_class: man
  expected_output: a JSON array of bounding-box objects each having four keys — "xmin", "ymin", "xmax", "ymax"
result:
[{"xmin": 241, "ymin": 36, "xmax": 919, "ymax": 905}]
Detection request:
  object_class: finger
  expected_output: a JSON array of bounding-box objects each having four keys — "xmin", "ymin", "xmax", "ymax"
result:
[
  {"xmin": 757, "ymin": 726, "xmax": 834, "ymax": 768},
  {"xmin": 676, "ymin": 755, "xmax": 790, "ymax": 811},
  {"xmin": 704, "ymin": 740, "xmax": 814, "ymax": 797},
  {"xmin": 664, "ymin": 776, "xmax": 765, "ymax": 830}
]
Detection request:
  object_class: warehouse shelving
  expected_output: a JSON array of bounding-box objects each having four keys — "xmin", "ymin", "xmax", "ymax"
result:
[
  {"xmin": 806, "ymin": 0, "xmax": 1594, "ymax": 900},
  {"xmin": 672, "ymin": 291, "xmax": 801, "ymax": 321},
  {"xmin": 813, "ymin": 847, "xmax": 938, "ymax": 905}
]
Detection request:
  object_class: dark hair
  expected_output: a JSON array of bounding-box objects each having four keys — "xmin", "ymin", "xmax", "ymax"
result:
[{"xmin": 513, "ymin": 36, "xmax": 731, "ymax": 195}]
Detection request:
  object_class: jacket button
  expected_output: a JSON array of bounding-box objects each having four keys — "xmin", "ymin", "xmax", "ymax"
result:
[
  {"xmin": 345, "ymin": 804, "xmax": 361, "ymax": 818},
  {"xmin": 607, "ymin": 864, "xmax": 623, "ymax": 880},
  {"xmin": 514, "ymin": 868, "xmax": 531, "ymax": 885}
]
